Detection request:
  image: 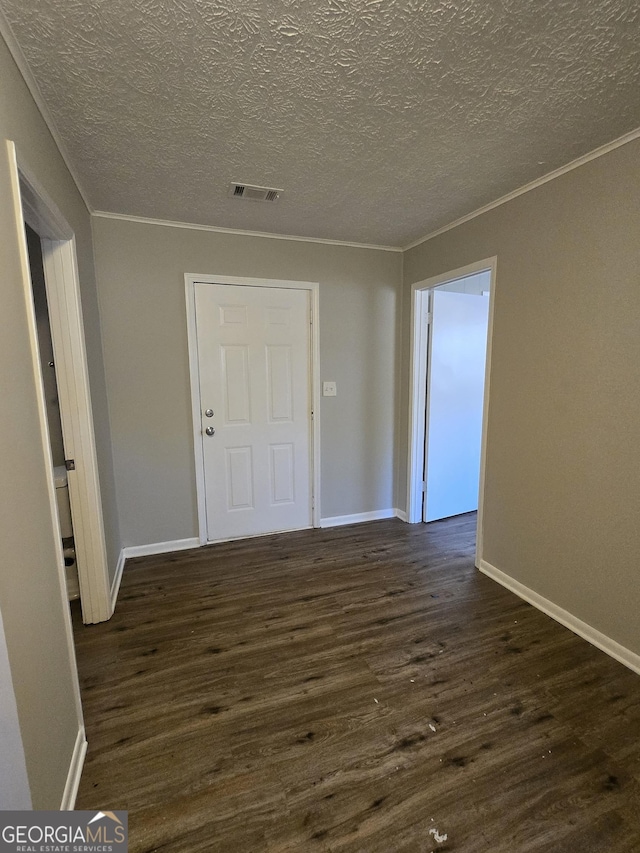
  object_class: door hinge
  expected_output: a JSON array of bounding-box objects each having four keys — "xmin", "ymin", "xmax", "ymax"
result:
[
  {"xmin": 421, "ymin": 481, "xmax": 426, "ymax": 492},
  {"xmin": 65, "ymin": 459, "xmax": 76, "ymax": 471},
  {"xmin": 426, "ymin": 312, "xmax": 433, "ymax": 324}
]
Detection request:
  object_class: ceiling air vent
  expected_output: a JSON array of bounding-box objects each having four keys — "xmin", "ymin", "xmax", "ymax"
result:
[{"xmin": 228, "ymin": 182, "xmax": 283, "ymax": 202}]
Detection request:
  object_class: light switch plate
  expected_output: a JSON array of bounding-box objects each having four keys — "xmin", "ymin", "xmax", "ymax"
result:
[{"xmin": 323, "ymin": 381, "xmax": 337, "ymax": 397}]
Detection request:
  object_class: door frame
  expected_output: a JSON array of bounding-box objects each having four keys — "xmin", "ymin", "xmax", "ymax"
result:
[
  {"xmin": 8, "ymin": 140, "xmax": 112, "ymax": 625},
  {"xmin": 185, "ymin": 273, "xmax": 321, "ymax": 544},
  {"xmin": 406, "ymin": 256, "xmax": 497, "ymax": 564}
]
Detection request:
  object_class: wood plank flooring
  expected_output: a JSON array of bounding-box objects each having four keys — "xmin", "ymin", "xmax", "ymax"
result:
[{"xmin": 73, "ymin": 515, "xmax": 640, "ymax": 852}]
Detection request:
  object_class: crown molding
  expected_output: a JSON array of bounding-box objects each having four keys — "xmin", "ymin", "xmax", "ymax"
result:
[
  {"xmin": 0, "ymin": 10, "xmax": 93, "ymax": 213},
  {"xmin": 403, "ymin": 125, "xmax": 640, "ymax": 252},
  {"xmin": 92, "ymin": 211, "xmax": 403, "ymax": 252},
  {"xmin": 3, "ymin": 5, "xmax": 637, "ymax": 254}
]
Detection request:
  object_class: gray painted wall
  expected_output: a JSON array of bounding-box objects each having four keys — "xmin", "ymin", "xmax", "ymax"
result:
[
  {"xmin": 92, "ymin": 217, "xmax": 403, "ymax": 546},
  {"xmin": 0, "ymin": 32, "xmax": 119, "ymax": 806},
  {"xmin": 403, "ymin": 138, "xmax": 640, "ymax": 657},
  {"xmin": 0, "ymin": 609, "xmax": 31, "ymax": 809}
]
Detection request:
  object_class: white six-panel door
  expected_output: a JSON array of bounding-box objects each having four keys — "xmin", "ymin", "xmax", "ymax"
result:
[{"xmin": 194, "ymin": 283, "xmax": 312, "ymax": 541}]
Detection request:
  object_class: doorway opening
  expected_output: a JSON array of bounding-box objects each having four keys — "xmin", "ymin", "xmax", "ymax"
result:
[
  {"xmin": 406, "ymin": 257, "xmax": 497, "ymax": 565},
  {"xmin": 8, "ymin": 141, "xmax": 112, "ymax": 624},
  {"xmin": 25, "ymin": 223, "xmax": 79, "ymax": 600}
]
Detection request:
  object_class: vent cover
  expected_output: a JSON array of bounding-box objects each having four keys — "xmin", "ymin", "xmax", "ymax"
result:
[{"xmin": 228, "ymin": 182, "xmax": 283, "ymax": 202}]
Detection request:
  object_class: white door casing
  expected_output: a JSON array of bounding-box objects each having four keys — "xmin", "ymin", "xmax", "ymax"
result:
[
  {"xmin": 186, "ymin": 276, "xmax": 320, "ymax": 543},
  {"xmin": 406, "ymin": 257, "xmax": 497, "ymax": 566},
  {"xmin": 8, "ymin": 141, "xmax": 111, "ymax": 626}
]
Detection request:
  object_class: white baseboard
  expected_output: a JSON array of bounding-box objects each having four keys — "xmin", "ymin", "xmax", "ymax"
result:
[
  {"xmin": 110, "ymin": 549, "xmax": 126, "ymax": 612},
  {"xmin": 60, "ymin": 726, "xmax": 87, "ymax": 810},
  {"xmin": 479, "ymin": 559, "xmax": 640, "ymax": 676},
  {"xmin": 320, "ymin": 509, "xmax": 397, "ymax": 528},
  {"xmin": 395, "ymin": 508, "xmax": 408, "ymax": 522},
  {"xmin": 122, "ymin": 537, "xmax": 201, "ymax": 559}
]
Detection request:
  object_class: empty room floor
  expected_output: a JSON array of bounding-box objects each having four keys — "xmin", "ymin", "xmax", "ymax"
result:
[{"xmin": 73, "ymin": 515, "xmax": 640, "ymax": 852}]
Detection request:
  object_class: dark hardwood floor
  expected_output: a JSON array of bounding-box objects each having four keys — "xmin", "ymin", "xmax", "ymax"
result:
[{"xmin": 73, "ymin": 515, "xmax": 640, "ymax": 852}]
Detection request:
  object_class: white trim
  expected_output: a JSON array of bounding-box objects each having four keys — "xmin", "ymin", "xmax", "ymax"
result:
[
  {"xmin": 403, "ymin": 125, "xmax": 640, "ymax": 251},
  {"xmin": 395, "ymin": 508, "xmax": 408, "ymax": 523},
  {"xmin": 406, "ymin": 286, "xmax": 430, "ymax": 523},
  {"xmin": 0, "ymin": 10, "xmax": 93, "ymax": 214},
  {"xmin": 17, "ymin": 161, "xmax": 73, "ymax": 240},
  {"xmin": 11, "ymin": 143, "xmax": 112, "ymax": 626},
  {"xmin": 110, "ymin": 549, "xmax": 126, "ymax": 611},
  {"xmin": 310, "ymin": 288, "xmax": 322, "ymax": 530},
  {"xmin": 122, "ymin": 537, "xmax": 200, "ymax": 560},
  {"xmin": 94, "ymin": 211, "xmax": 402, "ymax": 253},
  {"xmin": 185, "ymin": 273, "xmax": 321, "ymax": 543},
  {"xmin": 475, "ymin": 260, "xmax": 498, "ymax": 564},
  {"xmin": 8, "ymin": 149, "xmax": 73, "ymax": 639},
  {"xmin": 479, "ymin": 559, "xmax": 640, "ymax": 677},
  {"xmin": 186, "ymin": 273, "xmax": 320, "ymax": 291},
  {"xmin": 6, "ymin": 141, "xmax": 87, "ymax": 742},
  {"xmin": 42, "ymin": 238, "xmax": 112, "ymax": 624},
  {"xmin": 320, "ymin": 509, "xmax": 396, "ymax": 528},
  {"xmin": 185, "ymin": 279, "xmax": 208, "ymax": 545},
  {"xmin": 60, "ymin": 727, "xmax": 87, "ymax": 810},
  {"xmin": 406, "ymin": 258, "xmax": 497, "ymax": 528}
]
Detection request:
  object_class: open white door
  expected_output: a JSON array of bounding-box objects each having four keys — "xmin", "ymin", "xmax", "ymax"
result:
[
  {"xmin": 193, "ymin": 282, "xmax": 313, "ymax": 542},
  {"xmin": 424, "ymin": 288, "xmax": 490, "ymax": 521}
]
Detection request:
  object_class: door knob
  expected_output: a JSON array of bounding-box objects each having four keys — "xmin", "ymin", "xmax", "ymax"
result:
[{"xmin": 205, "ymin": 426, "xmax": 215, "ymax": 436}]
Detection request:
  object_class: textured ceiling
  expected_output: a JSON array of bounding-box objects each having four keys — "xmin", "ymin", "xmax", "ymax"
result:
[{"xmin": 2, "ymin": 0, "xmax": 640, "ymax": 247}]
